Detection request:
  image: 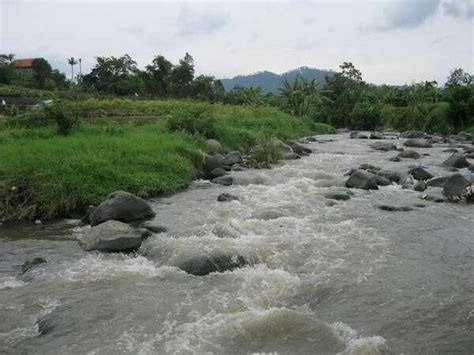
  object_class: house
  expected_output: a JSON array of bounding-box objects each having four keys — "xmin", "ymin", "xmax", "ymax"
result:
[
  {"xmin": 13, "ymin": 58, "xmax": 40, "ymax": 80},
  {"xmin": 13, "ymin": 58, "xmax": 36, "ymax": 69}
]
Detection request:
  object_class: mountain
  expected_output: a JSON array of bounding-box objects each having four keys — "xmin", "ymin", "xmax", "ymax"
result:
[{"xmin": 220, "ymin": 66, "xmax": 336, "ymax": 94}]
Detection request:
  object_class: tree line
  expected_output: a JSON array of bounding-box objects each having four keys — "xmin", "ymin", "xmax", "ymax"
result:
[{"xmin": 1, "ymin": 52, "xmax": 473, "ymax": 132}]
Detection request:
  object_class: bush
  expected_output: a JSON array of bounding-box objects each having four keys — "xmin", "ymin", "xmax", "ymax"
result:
[
  {"xmin": 46, "ymin": 107, "xmax": 78, "ymax": 135},
  {"xmin": 349, "ymin": 101, "xmax": 381, "ymax": 130}
]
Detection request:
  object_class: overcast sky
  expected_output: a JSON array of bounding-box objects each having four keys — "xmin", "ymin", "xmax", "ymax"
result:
[{"xmin": 0, "ymin": 0, "xmax": 473, "ymax": 85}]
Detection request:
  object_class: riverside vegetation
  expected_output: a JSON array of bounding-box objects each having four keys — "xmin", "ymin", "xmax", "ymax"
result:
[{"xmin": 0, "ymin": 99, "xmax": 333, "ymax": 222}]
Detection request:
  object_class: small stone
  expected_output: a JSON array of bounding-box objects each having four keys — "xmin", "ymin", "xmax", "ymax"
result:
[
  {"xmin": 34, "ymin": 220, "xmax": 42, "ymax": 225},
  {"xmin": 217, "ymin": 193, "xmax": 239, "ymax": 202},
  {"xmin": 414, "ymin": 181, "xmax": 427, "ymax": 192}
]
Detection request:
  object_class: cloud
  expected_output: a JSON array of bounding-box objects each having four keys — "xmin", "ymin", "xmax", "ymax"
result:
[
  {"xmin": 177, "ymin": 4, "xmax": 229, "ymax": 37},
  {"xmin": 119, "ymin": 27, "xmax": 144, "ymax": 36},
  {"xmin": 443, "ymin": 0, "xmax": 474, "ymax": 18},
  {"xmin": 373, "ymin": 0, "xmax": 441, "ymax": 31}
]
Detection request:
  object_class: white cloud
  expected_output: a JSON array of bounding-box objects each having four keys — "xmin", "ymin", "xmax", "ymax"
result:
[{"xmin": 0, "ymin": 0, "xmax": 472, "ymax": 85}]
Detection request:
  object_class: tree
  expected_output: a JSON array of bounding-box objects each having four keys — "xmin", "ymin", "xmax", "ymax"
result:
[
  {"xmin": 445, "ymin": 68, "xmax": 472, "ymax": 88},
  {"xmin": 145, "ymin": 55, "xmax": 174, "ymax": 96},
  {"xmin": 68, "ymin": 57, "xmax": 78, "ymax": 82},
  {"xmin": 82, "ymin": 54, "xmax": 144, "ymax": 95},
  {"xmin": 322, "ymin": 62, "xmax": 366, "ymax": 127},
  {"xmin": 0, "ymin": 53, "xmax": 15, "ymax": 84},
  {"xmin": 192, "ymin": 75, "xmax": 225, "ymax": 102},
  {"xmin": 169, "ymin": 53, "xmax": 195, "ymax": 98},
  {"xmin": 279, "ymin": 75, "xmax": 329, "ymax": 118},
  {"xmin": 31, "ymin": 58, "xmax": 52, "ymax": 89}
]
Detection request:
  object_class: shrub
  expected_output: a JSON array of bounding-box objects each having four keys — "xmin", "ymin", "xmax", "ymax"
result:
[
  {"xmin": 349, "ymin": 101, "xmax": 381, "ymax": 130},
  {"xmin": 47, "ymin": 106, "xmax": 78, "ymax": 135}
]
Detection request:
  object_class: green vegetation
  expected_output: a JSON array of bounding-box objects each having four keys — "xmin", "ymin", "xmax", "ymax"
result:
[{"xmin": 0, "ymin": 99, "xmax": 329, "ymax": 221}]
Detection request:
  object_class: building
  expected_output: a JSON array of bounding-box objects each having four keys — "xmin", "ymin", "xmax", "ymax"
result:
[{"xmin": 13, "ymin": 58, "xmax": 36, "ymax": 69}]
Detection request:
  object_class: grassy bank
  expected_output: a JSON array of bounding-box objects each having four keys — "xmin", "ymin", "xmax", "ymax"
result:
[{"xmin": 0, "ymin": 99, "xmax": 334, "ymax": 221}]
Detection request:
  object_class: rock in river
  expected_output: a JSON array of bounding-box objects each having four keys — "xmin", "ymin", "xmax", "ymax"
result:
[
  {"xmin": 20, "ymin": 257, "xmax": 47, "ymax": 275},
  {"xmin": 345, "ymin": 170, "xmax": 379, "ymax": 190},
  {"xmin": 408, "ymin": 167, "xmax": 433, "ymax": 181},
  {"xmin": 179, "ymin": 254, "xmax": 250, "ymax": 276},
  {"xmin": 414, "ymin": 181, "xmax": 427, "ymax": 192},
  {"xmin": 324, "ymin": 191, "xmax": 351, "ymax": 201},
  {"xmin": 378, "ymin": 205, "xmax": 414, "ymax": 212},
  {"xmin": 370, "ymin": 142, "xmax": 398, "ymax": 151},
  {"xmin": 404, "ymin": 139, "xmax": 432, "ymax": 148},
  {"xmin": 211, "ymin": 176, "xmax": 233, "ymax": 186},
  {"xmin": 79, "ymin": 220, "xmax": 151, "ymax": 252},
  {"xmin": 397, "ymin": 150, "xmax": 420, "ymax": 159},
  {"xmin": 443, "ymin": 174, "xmax": 470, "ymax": 201},
  {"xmin": 217, "ymin": 193, "xmax": 239, "ymax": 202},
  {"xmin": 90, "ymin": 191, "xmax": 155, "ymax": 226},
  {"xmin": 442, "ymin": 153, "xmax": 470, "ymax": 169}
]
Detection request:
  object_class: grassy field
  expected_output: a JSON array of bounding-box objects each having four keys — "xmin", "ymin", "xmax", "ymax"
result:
[{"xmin": 0, "ymin": 99, "xmax": 334, "ymax": 222}]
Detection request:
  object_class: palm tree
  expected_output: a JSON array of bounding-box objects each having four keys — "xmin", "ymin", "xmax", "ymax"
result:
[{"xmin": 68, "ymin": 57, "xmax": 78, "ymax": 82}]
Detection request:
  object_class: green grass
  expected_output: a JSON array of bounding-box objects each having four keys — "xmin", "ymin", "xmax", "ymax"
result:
[
  {"xmin": 0, "ymin": 125, "xmax": 203, "ymax": 221},
  {"xmin": 0, "ymin": 99, "xmax": 334, "ymax": 221},
  {"xmin": 466, "ymin": 126, "xmax": 474, "ymax": 135}
]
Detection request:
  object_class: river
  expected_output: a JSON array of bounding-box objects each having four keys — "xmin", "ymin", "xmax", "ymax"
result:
[{"xmin": 1, "ymin": 133, "xmax": 473, "ymax": 354}]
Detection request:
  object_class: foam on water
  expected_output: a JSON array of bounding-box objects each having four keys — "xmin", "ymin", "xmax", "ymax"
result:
[
  {"xmin": 0, "ymin": 276, "xmax": 26, "ymax": 290},
  {"xmin": 56, "ymin": 254, "xmax": 179, "ymax": 283}
]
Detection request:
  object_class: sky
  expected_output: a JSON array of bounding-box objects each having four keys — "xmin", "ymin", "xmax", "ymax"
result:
[{"xmin": 0, "ymin": 0, "xmax": 473, "ymax": 85}]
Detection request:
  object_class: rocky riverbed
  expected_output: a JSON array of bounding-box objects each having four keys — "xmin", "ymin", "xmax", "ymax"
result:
[{"xmin": 0, "ymin": 131, "xmax": 473, "ymax": 354}]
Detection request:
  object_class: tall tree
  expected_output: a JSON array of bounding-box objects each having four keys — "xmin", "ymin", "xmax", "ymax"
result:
[
  {"xmin": 169, "ymin": 53, "xmax": 195, "ymax": 98},
  {"xmin": 31, "ymin": 58, "xmax": 52, "ymax": 89},
  {"xmin": 68, "ymin": 57, "xmax": 78, "ymax": 82},
  {"xmin": 322, "ymin": 62, "xmax": 366, "ymax": 127},
  {"xmin": 145, "ymin": 55, "xmax": 174, "ymax": 96},
  {"xmin": 0, "ymin": 53, "xmax": 15, "ymax": 84}
]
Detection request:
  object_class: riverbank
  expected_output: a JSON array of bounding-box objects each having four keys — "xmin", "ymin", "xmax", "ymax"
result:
[{"xmin": 0, "ymin": 99, "xmax": 334, "ymax": 222}]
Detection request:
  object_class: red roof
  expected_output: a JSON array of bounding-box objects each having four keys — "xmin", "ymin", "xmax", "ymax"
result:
[{"xmin": 14, "ymin": 58, "xmax": 36, "ymax": 68}]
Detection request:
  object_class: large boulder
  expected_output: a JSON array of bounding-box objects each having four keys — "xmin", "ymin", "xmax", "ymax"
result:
[
  {"xmin": 404, "ymin": 139, "xmax": 432, "ymax": 148},
  {"xmin": 345, "ymin": 170, "xmax": 379, "ymax": 190},
  {"xmin": 442, "ymin": 153, "xmax": 470, "ymax": 169},
  {"xmin": 203, "ymin": 154, "xmax": 227, "ymax": 174},
  {"xmin": 426, "ymin": 176, "xmax": 450, "ymax": 187},
  {"xmin": 400, "ymin": 130, "xmax": 425, "ymax": 138},
  {"xmin": 223, "ymin": 151, "xmax": 243, "ymax": 166},
  {"xmin": 408, "ymin": 167, "xmax": 433, "ymax": 181},
  {"xmin": 397, "ymin": 150, "xmax": 420, "ymax": 159},
  {"xmin": 205, "ymin": 139, "xmax": 223, "ymax": 154},
  {"xmin": 369, "ymin": 132, "xmax": 384, "ymax": 140},
  {"xmin": 287, "ymin": 140, "xmax": 312, "ymax": 156},
  {"xmin": 370, "ymin": 142, "xmax": 398, "ymax": 151},
  {"xmin": 179, "ymin": 254, "xmax": 250, "ymax": 276},
  {"xmin": 79, "ymin": 220, "xmax": 150, "ymax": 252},
  {"xmin": 90, "ymin": 191, "xmax": 155, "ymax": 226},
  {"xmin": 211, "ymin": 176, "xmax": 233, "ymax": 186},
  {"xmin": 443, "ymin": 174, "xmax": 470, "ymax": 201}
]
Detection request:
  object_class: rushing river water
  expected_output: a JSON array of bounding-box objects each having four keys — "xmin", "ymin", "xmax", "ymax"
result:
[{"xmin": 1, "ymin": 133, "xmax": 473, "ymax": 354}]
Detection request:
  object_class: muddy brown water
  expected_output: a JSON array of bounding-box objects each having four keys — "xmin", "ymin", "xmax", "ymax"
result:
[{"xmin": 1, "ymin": 133, "xmax": 473, "ymax": 354}]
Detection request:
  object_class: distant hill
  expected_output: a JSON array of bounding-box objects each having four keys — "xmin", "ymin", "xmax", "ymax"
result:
[{"xmin": 220, "ymin": 66, "xmax": 336, "ymax": 94}]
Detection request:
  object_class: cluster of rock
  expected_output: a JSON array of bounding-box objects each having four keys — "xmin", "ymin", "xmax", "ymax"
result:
[
  {"xmin": 78, "ymin": 191, "xmax": 160, "ymax": 253},
  {"xmin": 202, "ymin": 138, "xmax": 313, "ymax": 187},
  {"xmin": 345, "ymin": 130, "xmax": 474, "ymax": 204}
]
